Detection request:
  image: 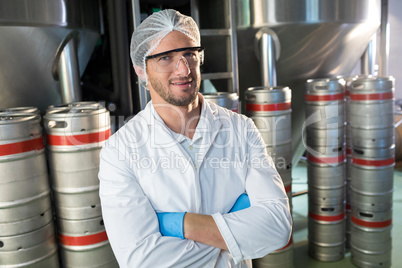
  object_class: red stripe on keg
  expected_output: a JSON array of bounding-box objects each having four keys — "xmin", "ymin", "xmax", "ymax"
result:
[
  {"xmin": 47, "ymin": 128, "xmax": 111, "ymax": 146},
  {"xmin": 285, "ymin": 184, "xmax": 292, "ymax": 193},
  {"xmin": 59, "ymin": 231, "xmax": 108, "ymax": 246},
  {"xmin": 0, "ymin": 137, "xmax": 44, "ymax": 156},
  {"xmin": 346, "ymin": 148, "xmax": 352, "ymax": 156},
  {"xmin": 307, "ymin": 153, "xmax": 345, "ymax": 164},
  {"xmin": 305, "ymin": 93, "xmax": 344, "ymax": 102},
  {"xmin": 352, "ymin": 157, "xmax": 395, "ymax": 167},
  {"xmin": 350, "ymin": 91, "xmax": 393, "ymax": 101},
  {"xmin": 309, "ymin": 211, "xmax": 346, "ymax": 222},
  {"xmin": 351, "ymin": 215, "xmax": 392, "ymax": 228},
  {"xmin": 245, "ymin": 102, "xmax": 291, "ymax": 112},
  {"xmin": 345, "ymin": 90, "xmax": 350, "ymax": 97}
]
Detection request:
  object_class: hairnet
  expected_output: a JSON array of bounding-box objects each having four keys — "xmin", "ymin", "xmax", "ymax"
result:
[{"xmin": 130, "ymin": 9, "xmax": 201, "ymax": 87}]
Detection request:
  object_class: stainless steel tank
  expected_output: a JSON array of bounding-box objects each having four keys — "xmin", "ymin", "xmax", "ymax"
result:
[
  {"xmin": 234, "ymin": 0, "xmax": 381, "ymax": 166},
  {"xmin": 0, "ymin": 0, "xmax": 100, "ymax": 111}
]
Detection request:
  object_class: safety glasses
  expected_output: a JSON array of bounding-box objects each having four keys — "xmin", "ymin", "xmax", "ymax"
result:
[{"xmin": 145, "ymin": 46, "xmax": 204, "ymax": 73}]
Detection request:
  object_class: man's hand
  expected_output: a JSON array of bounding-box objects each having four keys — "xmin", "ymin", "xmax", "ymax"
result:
[
  {"xmin": 157, "ymin": 212, "xmax": 186, "ymax": 239},
  {"xmin": 229, "ymin": 193, "xmax": 250, "ymax": 213}
]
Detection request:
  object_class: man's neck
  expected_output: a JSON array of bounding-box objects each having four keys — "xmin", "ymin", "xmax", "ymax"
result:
[{"xmin": 154, "ymin": 95, "xmax": 202, "ymax": 140}]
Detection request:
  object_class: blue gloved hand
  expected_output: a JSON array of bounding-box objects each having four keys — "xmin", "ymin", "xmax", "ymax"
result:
[
  {"xmin": 229, "ymin": 193, "xmax": 251, "ymax": 212},
  {"xmin": 156, "ymin": 212, "xmax": 186, "ymax": 239}
]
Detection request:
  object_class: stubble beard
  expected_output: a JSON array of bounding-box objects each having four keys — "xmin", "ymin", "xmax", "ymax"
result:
[{"xmin": 150, "ymin": 75, "xmax": 201, "ymax": 107}]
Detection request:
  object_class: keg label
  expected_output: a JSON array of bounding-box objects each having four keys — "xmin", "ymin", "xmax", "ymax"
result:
[
  {"xmin": 0, "ymin": 137, "xmax": 44, "ymax": 156},
  {"xmin": 305, "ymin": 93, "xmax": 344, "ymax": 102},
  {"xmin": 350, "ymin": 91, "xmax": 394, "ymax": 101},
  {"xmin": 47, "ymin": 128, "xmax": 111, "ymax": 146},
  {"xmin": 351, "ymin": 157, "xmax": 395, "ymax": 167},
  {"xmin": 307, "ymin": 153, "xmax": 346, "ymax": 164},
  {"xmin": 309, "ymin": 211, "xmax": 346, "ymax": 222},
  {"xmin": 351, "ymin": 215, "xmax": 392, "ymax": 228},
  {"xmin": 59, "ymin": 230, "xmax": 108, "ymax": 246},
  {"xmin": 245, "ymin": 102, "xmax": 291, "ymax": 112}
]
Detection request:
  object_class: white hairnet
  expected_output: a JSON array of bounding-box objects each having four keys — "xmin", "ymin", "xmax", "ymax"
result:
[{"xmin": 130, "ymin": 9, "xmax": 201, "ymax": 87}]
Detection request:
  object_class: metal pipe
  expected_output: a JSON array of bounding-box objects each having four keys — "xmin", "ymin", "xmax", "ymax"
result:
[
  {"xmin": 260, "ymin": 33, "xmax": 277, "ymax": 87},
  {"xmin": 361, "ymin": 36, "xmax": 376, "ymax": 75},
  {"xmin": 131, "ymin": 0, "xmax": 148, "ymax": 110},
  {"xmin": 378, "ymin": 0, "xmax": 389, "ymax": 76},
  {"xmin": 58, "ymin": 37, "xmax": 82, "ymax": 103},
  {"xmin": 107, "ymin": 0, "xmax": 133, "ymax": 116},
  {"xmin": 228, "ymin": 0, "xmax": 239, "ymax": 94}
]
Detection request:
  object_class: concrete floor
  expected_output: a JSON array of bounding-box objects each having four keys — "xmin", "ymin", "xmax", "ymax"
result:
[{"xmin": 291, "ymin": 160, "xmax": 401, "ymax": 268}]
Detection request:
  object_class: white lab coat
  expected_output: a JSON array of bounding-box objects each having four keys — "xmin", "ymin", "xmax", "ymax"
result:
[{"xmin": 98, "ymin": 95, "xmax": 292, "ymax": 268}]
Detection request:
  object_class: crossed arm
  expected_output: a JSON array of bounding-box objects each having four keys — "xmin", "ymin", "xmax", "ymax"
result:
[{"xmin": 158, "ymin": 193, "xmax": 250, "ymax": 250}]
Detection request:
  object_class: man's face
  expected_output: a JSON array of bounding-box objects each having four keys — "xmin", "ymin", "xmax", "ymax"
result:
[{"xmin": 146, "ymin": 31, "xmax": 202, "ymax": 106}]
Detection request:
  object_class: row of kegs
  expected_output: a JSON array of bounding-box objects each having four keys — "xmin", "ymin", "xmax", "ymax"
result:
[
  {"xmin": 304, "ymin": 75, "xmax": 395, "ymax": 268},
  {"xmin": 0, "ymin": 102, "xmax": 118, "ymax": 267},
  {"xmin": 304, "ymin": 77, "xmax": 347, "ymax": 262},
  {"xmin": 346, "ymin": 76, "xmax": 395, "ymax": 268}
]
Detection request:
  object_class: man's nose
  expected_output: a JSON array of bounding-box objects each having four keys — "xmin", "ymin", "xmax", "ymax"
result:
[{"xmin": 174, "ymin": 56, "xmax": 191, "ymax": 75}]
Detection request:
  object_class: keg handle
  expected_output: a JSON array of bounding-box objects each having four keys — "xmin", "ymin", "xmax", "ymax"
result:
[
  {"xmin": 47, "ymin": 121, "xmax": 68, "ymax": 129},
  {"xmin": 359, "ymin": 212, "xmax": 373, "ymax": 218},
  {"xmin": 353, "ymin": 149, "xmax": 365, "ymax": 155}
]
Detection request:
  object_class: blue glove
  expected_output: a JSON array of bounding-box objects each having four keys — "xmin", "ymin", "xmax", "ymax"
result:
[
  {"xmin": 229, "ymin": 193, "xmax": 251, "ymax": 212},
  {"xmin": 156, "ymin": 212, "xmax": 186, "ymax": 239}
]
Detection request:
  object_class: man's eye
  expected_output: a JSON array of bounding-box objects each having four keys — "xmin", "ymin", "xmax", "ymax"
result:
[
  {"xmin": 184, "ymin": 52, "xmax": 197, "ymax": 58},
  {"xmin": 157, "ymin": 55, "xmax": 171, "ymax": 62}
]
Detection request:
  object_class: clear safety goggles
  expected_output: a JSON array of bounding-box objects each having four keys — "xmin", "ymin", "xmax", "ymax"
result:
[{"xmin": 145, "ymin": 46, "xmax": 204, "ymax": 73}]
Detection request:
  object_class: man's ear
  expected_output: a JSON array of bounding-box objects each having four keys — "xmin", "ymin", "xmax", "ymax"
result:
[{"xmin": 133, "ymin": 65, "xmax": 147, "ymax": 82}]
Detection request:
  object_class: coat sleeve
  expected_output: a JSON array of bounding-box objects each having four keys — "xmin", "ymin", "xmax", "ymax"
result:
[
  {"xmin": 98, "ymin": 135, "xmax": 219, "ymax": 268},
  {"xmin": 211, "ymin": 118, "xmax": 293, "ymax": 264}
]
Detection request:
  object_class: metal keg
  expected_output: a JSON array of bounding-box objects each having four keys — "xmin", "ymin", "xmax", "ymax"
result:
[
  {"xmin": 203, "ymin": 92, "xmax": 239, "ymax": 112},
  {"xmin": 0, "ymin": 110, "xmax": 59, "ymax": 267},
  {"xmin": 351, "ymin": 244, "xmax": 392, "ymax": 268},
  {"xmin": 305, "ymin": 78, "xmax": 345, "ymax": 130},
  {"xmin": 58, "ymin": 217, "xmax": 118, "ymax": 267},
  {"xmin": 0, "ymin": 222, "xmax": 59, "ymax": 267},
  {"xmin": 44, "ymin": 102, "xmax": 113, "ymax": 266},
  {"xmin": 349, "ymin": 77, "xmax": 395, "ymax": 148},
  {"xmin": 245, "ymin": 87, "xmax": 292, "ymax": 147},
  {"xmin": 245, "ymin": 86, "xmax": 291, "ymax": 116},
  {"xmin": 350, "ymin": 214, "xmax": 392, "ymax": 268},
  {"xmin": 0, "ymin": 106, "xmax": 40, "ymax": 115},
  {"xmin": 44, "ymin": 103, "xmax": 110, "ymax": 221},
  {"xmin": 308, "ymin": 216, "xmax": 345, "ymax": 262},
  {"xmin": 308, "ymin": 202, "xmax": 345, "ymax": 262},
  {"xmin": 351, "ymin": 147, "xmax": 394, "ymax": 195},
  {"xmin": 306, "ymin": 127, "xmax": 344, "ymax": 147},
  {"xmin": 251, "ymin": 113, "xmax": 291, "ymax": 146},
  {"xmin": 307, "ymin": 162, "xmax": 345, "ymax": 189},
  {"xmin": 253, "ymin": 238, "xmax": 294, "ymax": 268},
  {"xmin": 350, "ymin": 222, "xmax": 392, "ymax": 253}
]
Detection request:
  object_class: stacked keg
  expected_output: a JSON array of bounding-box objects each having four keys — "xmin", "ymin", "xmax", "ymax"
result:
[
  {"xmin": 245, "ymin": 86, "xmax": 294, "ymax": 268},
  {"xmin": 304, "ymin": 78, "xmax": 346, "ymax": 262},
  {"xmin": 348, "ymin": 77, "xmax": 395, "ymax": 268},
  {"xmin": 43, "ymin": 102, "xmax": 118, "ymax": 267},
  {"xmin": 204, "ymin": 92, "xmax": 239, "ymax": 112},
  {"xmin": 0, "ymin": 107, "xmax": 60, "ymax": 267}
]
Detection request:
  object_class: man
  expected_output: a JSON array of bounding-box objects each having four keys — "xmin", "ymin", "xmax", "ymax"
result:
[{"xmin": 99, "ymin": 9, "xmax": 292, "ymax": 268}]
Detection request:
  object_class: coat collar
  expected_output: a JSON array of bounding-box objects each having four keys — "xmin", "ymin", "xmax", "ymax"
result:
[{"xmin": 142, "ymin": 93, "xmax": 223, "ymax": 148}]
